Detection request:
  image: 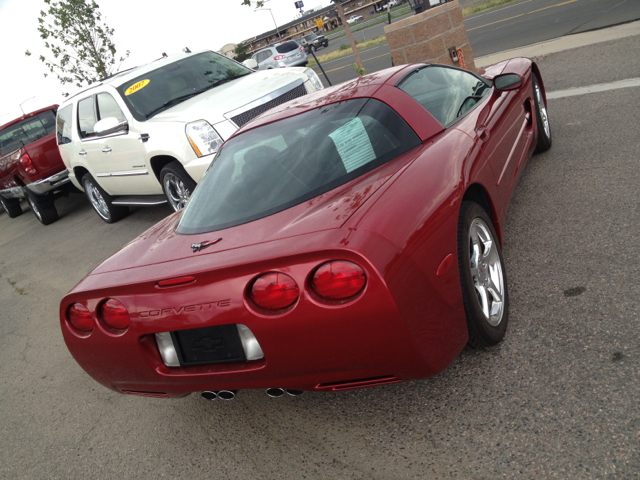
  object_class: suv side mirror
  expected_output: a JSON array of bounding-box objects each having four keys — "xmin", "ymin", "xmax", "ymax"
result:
[
  {"xmin": 95, "ymin": 117, "xmax": 128, "ymax": 137},
  {"xmin": 493, "ymin": 73, "xmax": 523, "ymax": 92},
  {"xmin": 242, "ymin": 59, "xmax": 258, "ymax": 70}
]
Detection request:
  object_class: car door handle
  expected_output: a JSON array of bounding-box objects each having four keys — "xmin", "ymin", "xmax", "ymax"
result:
[
  {"xmin": 102, "ymin": 146, "xmax": 112, "ymax": 153},
  {"xmin": 79, "ymin": 149, "xmax": 87, "ymax": 156},
  {"xmin": 475, "ymin": 126, "xmax": 490, "ymax": 141}
]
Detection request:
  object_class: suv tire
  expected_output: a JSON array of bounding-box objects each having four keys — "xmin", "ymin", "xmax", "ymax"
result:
[
  {"xmin": 82, "ymin": 174, "xmax": 129, "ymax": 223},
  {"xmin": 160, "ymin": 162, "xmax": 197, "ymax": 211},
  {"xmin": 0, "ymin": 195, "xmax": 22, "ymax": 218},
  {"xmin": 25, "ymin": 189, "xmax": 58, "ymax": 225}
]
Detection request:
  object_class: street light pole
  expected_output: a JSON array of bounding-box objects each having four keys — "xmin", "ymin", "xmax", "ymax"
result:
[
  {"xmin": 19, "ymin": 96, "xmax": 36, "ymax": 116},
  {"xmin": 255, "ymin": 8, "xmax": 282, "ymax": 40}
]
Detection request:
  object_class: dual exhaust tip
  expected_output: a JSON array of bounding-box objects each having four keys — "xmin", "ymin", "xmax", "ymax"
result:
[{"xmin": 201, "ymin": 388, "xmax": 304, "ymax": 400}]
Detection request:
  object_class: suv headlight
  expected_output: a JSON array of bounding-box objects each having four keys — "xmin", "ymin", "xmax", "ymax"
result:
[
  {"xmin": 305, "ymin": 69, "xmax": 324, "ymax": 92},
  {"xmin": 186, "ymin": 120, "xmax": 223, "ymax": 157}
]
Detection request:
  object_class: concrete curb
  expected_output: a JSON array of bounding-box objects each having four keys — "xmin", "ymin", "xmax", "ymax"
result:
[{"xmin": 474, "ymin": 20, "xmax": 640, "ymax": 67}]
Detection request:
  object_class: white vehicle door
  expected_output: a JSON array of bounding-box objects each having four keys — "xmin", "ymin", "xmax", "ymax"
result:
[{"xmin": 77, "ymin": 93, "xmax": 159, "ymax": 196}]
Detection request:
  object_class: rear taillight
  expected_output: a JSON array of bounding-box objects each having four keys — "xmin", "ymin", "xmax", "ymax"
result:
[
  {"xmin": 98, "ymin": 299, "xmax": 130, "ymax": 330},
  {"xmin": 311, "ymin": 261, "xmax": 366, "ymax": 300},
  {"xmin": 251, "ymin": 273, "xmax": 299, "ymax": 310},
  {"xmin": 67, "ymin": 303, "xmax": 93, "ymax": 333},
  {"xmin": 273, "ymin": 55, "xmax": 286, "ymax": 60},
  {"xmin": 20, "ymin": 153, "xmax": 38, "ymax": 177},
  {"xmin": 299, "ymin": 46, "xmax": 304, "ymax": 52}
]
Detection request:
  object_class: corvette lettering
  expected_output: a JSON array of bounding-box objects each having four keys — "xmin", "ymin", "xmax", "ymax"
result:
[{"xmin": 134, "ymin": 299, "xmax": 231, "ymax": 318}]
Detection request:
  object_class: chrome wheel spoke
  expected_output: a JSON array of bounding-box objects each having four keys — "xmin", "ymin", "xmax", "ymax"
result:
[
  {"xmin": 164, "ymin": 173, "xmax": 191, "ymax": 211},
  {"xmin": 469, "ymin": 218, "xmax": 505, "ymax": 327}
]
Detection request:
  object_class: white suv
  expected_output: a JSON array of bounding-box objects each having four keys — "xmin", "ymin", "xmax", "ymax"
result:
[{"xmin": 56, "ymin": 50, "xmax": 324, "ymax": 222}]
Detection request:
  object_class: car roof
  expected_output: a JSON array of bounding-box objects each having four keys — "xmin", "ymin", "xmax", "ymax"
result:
[{"xmin": 0, "ymin": 104, "xmax": 59, "ymax": 131}]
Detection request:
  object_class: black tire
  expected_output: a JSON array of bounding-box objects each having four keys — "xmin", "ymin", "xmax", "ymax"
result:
[
  {"xmin": 160, "ymin": 162, "xmax": 197, "ymax": 212},
  {"xmin": 457, "ymin": 201, "xmax": 509, "ymax": 348},
  {"xmin": 532, "ymin": 73, "xmax": 552, "ymax": 153},
  {"xmin": 24, "ymin": 189, "xmax": 58, "ymax": 225},
  {"xmin": 0, "ymin": 194, "xmax": 22, "ymax": 218},
  {"xmin": 81, "ymin": 174, "xmax": 128, "ymax": 223}
]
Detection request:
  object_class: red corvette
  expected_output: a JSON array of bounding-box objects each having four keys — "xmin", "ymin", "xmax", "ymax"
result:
[{"xmin": 60, "ymin": 58, "xmax": 552, "ymax": 400}]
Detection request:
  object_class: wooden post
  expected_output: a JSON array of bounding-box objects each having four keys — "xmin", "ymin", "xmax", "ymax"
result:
[{"xmin": 336, "ymin": 2, "xmax": 363, "ymax": 70}]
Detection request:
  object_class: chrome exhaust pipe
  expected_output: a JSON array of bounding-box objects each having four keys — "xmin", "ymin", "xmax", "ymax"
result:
[
  {"xmin": 285, "ymin": 389, "xmax": 304, "ymax": 396},
  {"xmin": 266, "ymin": 387, "xmax": 286, "ymax": 398},
  {"xmin": 217, "ymin": 390, "xmax": 237, "ymax": 400},
  {"xmin": 201, "ymin": 391, "xmax": 218, "ymax": 400}
]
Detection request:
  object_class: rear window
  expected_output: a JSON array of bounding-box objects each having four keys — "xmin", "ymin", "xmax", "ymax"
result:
[
  {"xmin": 275, "ymin": 42, "xmax": 300, "ymax": 54},
  {"xmin": 0, "ymin": 110, "xmax": 56, "ymax": 155},
  {"xmin": 177, "ymin": 98, "xmax": 421, "ymax": 235}
]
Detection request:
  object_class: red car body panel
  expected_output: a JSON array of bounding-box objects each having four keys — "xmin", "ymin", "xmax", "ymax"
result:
[
  {"xmin": 0, "ymin": 105, "xmax": 64, "ymax": 188},
  {"xmin": 61, "ymin": 59, "xmax": 544, "ymax": 397}
]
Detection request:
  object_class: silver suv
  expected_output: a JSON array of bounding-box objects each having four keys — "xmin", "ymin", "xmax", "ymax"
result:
[{"xmin": 251, "ymin": 40, "xmax": 308, "ymax": 70}]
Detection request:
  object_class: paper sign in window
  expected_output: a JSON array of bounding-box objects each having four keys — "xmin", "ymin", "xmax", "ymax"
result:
[{"xmin": 329, "ymin": 118, "xmax": 376, "ymax": 173}]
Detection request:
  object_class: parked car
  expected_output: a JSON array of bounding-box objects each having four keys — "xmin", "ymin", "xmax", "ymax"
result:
[
  {"xmin": 347, "ymin": 14, "xmax": 364, "ymax": 24},
  {"xmin": 300, "ymin": 33, "xmax": 329, "ymax": 53},
  {"xmin": 382, "ymin": 0, "xmax": 399, "ymax": 9},
  {"xmin": 57, "ymin": 50, "xmax": 323, "ymax": 223},
  {"xmin": 250, "ymin": 40, "xmax": 308, "ymax": 70},
  {"xmin": 0, "ymin": 105, "xmax": 71, "ymax": 225},
  {"xmin": 60, "ymin": 58, "xmax": 552, "ymax": 399}
]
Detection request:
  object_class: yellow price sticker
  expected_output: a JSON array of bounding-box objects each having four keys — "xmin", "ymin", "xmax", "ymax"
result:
[{"xmin": 125, "ymin": 79, "xmax": 150, "ymax": 96}]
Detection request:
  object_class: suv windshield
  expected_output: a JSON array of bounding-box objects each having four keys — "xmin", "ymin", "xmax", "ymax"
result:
[
  {"xmin": 303, "ymin": 34, "xmax": 317, "ymax": 41},
  {"xmin": 116, "ymin": 52, "xmax": 251, "ymax": 121},
  {"xmin": 275, "ymin": 42, "xmax": 300, "ymax": 54},
  {"xmin": 0, "ymin": 110, "xmax": 56, "ymax": 155},
  {"xmin": 177, "ymin": 98, "xmax": 421, "ymax": 234}
]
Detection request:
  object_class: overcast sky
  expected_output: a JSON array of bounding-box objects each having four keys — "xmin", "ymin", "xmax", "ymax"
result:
[{"xmin": 0, "ymin": 0, "xmax": 332, "ymax": 123}]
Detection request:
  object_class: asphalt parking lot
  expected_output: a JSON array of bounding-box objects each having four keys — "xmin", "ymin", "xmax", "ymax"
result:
[{"xmin": 1, "ymin": 35, "xmax": 639, "ymax": 480}]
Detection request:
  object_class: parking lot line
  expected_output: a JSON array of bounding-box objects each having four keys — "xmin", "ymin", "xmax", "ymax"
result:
[
  {"xmin": 548, "ymin": 77, "xmax": 640, "ymax": 99},
  {"xmin": 467, "ymin": 0, "xmax": 580, "ymax": 32}
]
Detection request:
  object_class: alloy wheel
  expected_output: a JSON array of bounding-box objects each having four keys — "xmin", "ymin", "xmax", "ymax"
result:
[
  {"xmin": 85, "ymin": 182, "xmax": 110, "ymax": 220},
  {"xmin": 163, "ymin": 172, "xmax": 191, "ymax": 211},
  {"xmin": 535, "ymin": 82, "xmax": 550, "ymax": 139},
  {"xmin": 468, "ymin": 218, "xmax": 505, "ymax": 327},
  {"xmin": 27, "ymin": 196, "xmax": 43, "ymax": 222}
]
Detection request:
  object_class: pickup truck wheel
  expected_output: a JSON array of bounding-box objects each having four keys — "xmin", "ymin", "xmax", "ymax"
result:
[
  {"xmin": 160, "ymin": 163, "xmax": 196, "ymax": 211},
  {"xmin": 0, "ymin": 195, "xmax": 22, "ymax": 218},
  {"xmin": 25, "ymin": 190, "xmax": 58, "ymax": 225},
  {"xmin": 82, "ymin": 174, "xmax": 128, "ymax": 223}
]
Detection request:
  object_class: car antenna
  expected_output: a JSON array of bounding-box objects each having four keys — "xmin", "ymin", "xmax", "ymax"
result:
[{"xmin": 183, "ymin": 47, "xmax": 191, "ymax": 53}]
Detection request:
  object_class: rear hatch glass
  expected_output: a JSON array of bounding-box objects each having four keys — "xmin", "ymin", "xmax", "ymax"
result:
[
  {"xmin": 275, "ymin": 42, "xmax": 300, "ymax": 54},
  {"xmin": 177, "ymin": 98, "xmax": 421, "ymax": 235}
]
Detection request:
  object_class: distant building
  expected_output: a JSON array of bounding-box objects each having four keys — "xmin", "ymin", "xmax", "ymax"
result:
[
  {"xmin": 218, "ymin": 43, "xmax": 237, "ymax": 59},
  {"xmin": 242, "ymin": 4, "xmax": 340, "ymax": 55}
]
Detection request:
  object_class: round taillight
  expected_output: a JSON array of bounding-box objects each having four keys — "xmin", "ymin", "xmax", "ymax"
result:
[
  {"xmin": 251, "ymin": 273, "xmax": 299, "ymax": 310},
  {"xmin": 311, "ymin": 261, "xmax": 366, "ymax": 300},
  {"xmin": 98, "ymin": 299, "xmax": 130, "ymax": 330},
  {"xmin": 67, "ymin": 303, "xmax": 93, "ymax": 333}
]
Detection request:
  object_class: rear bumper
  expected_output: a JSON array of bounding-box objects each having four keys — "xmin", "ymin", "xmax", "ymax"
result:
[
  {"xmin": 25, "ymin": 169, "xmax": 70, "ymax": 195},
  {"xmin": 60, "ymin": 229, "xmax": 469, "ymax": 397}
]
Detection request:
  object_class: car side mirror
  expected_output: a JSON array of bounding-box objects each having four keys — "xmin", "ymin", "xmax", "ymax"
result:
[
  {"xmin": 95, "ymin": 117, "xmax": 128, "ymax": 136},
  {"xmin": 493, "ymin": 73, "xmax": 523, "ymax": 92},
  {"xmin": 242, "ymin": 59, "xmax": 258, "ymax": 70}
]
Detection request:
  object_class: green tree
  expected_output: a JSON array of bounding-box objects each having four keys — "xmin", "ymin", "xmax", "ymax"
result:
[
  {"xmin": 233, "ymin": 42, "xmax": 251, "ymax": 62},
  {"xmin": 25, "ymin": 0, "xmax": 129, "ymax": 88}
]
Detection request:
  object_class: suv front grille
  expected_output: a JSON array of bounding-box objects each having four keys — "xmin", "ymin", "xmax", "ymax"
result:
[{"xmin": 231, "ymin": 83, "xmax": 307, "ymax": 128}]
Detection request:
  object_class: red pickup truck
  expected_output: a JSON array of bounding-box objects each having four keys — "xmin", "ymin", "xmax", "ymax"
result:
[{"xmin": 0, "ymin": 105, "xmax": 71, "ymax": 225}]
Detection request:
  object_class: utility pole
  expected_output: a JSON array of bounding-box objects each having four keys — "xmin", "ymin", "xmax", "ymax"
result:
[{"xmin": 336, "ymin": 2, "xmax": 363, "ymax": 70}]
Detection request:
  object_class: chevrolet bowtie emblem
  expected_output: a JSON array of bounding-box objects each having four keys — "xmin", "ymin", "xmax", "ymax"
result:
[{"xmin": 191, "ymin": 238, "xmax": 222, "ymax": 253}]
